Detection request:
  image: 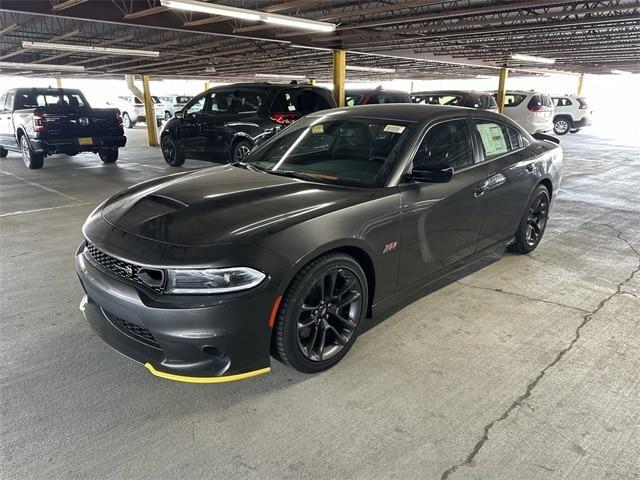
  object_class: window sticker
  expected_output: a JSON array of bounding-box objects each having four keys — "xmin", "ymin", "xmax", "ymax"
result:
[
  {"xmin": 384, "ymin": 124, "xmax": 406, "ymax": 134},
  {"xmin": 477, "ymin": 123, "xmax": 508, "ymax": 157},
  {"xmin": 311, "ymin": 124, "xmax": 324, "ymax": 134}
]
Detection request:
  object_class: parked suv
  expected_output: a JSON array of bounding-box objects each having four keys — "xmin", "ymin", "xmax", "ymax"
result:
[
  {"xmin": 159, "ymin": 94, "xmax": 192, "ymax": 121},
  {"xmin": 109, "ymin": 95, "xmax": 164, "ymax": 129},
  {"xmin": 550, "ymin": 94, "xmax": 592, "ymax": 135},
  {"xmin": 160, "ymin": 83, "xmax": 336, "ymax": 166},
  {"xmin": 494, "ymin": 90, "xmax": 554, "ymax": 134},
  {"xmin": 411, "ymin": 90, "xmax": 498, "ymax": 111},
  {"xmin": 346, "ymin": 88, "xmax": 411, "ymax": 106}
]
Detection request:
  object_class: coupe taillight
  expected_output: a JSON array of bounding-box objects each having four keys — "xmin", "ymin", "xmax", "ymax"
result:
[
  {"xmin": 270, "ymin": 112, "xmax": 299, "ymax": 125},
  {"xmin": 33, "ymin": 115, "xmax": 45, "ymax": 132},
  {"xmin": 528, "ymin": 104, "xmax": 543, "ymax": 112}
]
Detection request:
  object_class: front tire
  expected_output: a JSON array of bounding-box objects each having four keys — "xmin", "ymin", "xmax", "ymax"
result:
[
  {"xmin": 553, "ymin": 117, "xmax": 571, "ymax": 135},
  {"xmin": 20, "ymin": 136, "xmax": 43, "ymax": 169},
  {"xmin": 0, "ymin": 147, "xmax": 8, "ymax": 158},
  {"xmin": 510, "ymin": 185, "xmax": 550, "ymax": 254},
  {"xmin": 123, "ymin": 113, "xmax": 135, "ymax": 129},
  {"xmin": 99, "ymin": 148, "xmax": 118, "ymax": 163},
  {"xmin": 161, "ymin": 135, "xmax": 185, "ymax": 167},
  {"xmin": 273, "ymin": 253, "xmax": 368, "ymax": 373}
]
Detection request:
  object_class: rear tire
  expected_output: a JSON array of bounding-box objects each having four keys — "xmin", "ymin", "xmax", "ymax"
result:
[
  {"xmin": 230, "ymin": 139, "xmax": 252, "ymax": 163},
  {"xmin": 99, "ymin": 148, "xmax": 118, "ymax": 163},
  {"xmin": 161, "ymin": 135, "xmax": 185, "ymax": 167},
  {"xmin": 273, "ymin": 253, "xmax": 368, "ymax": 373},
  {"xmin": 510, "ymin": 185, "xmax": 550, "ymax": 254},
  {"xmin": 0, "ymin": 147, "xmax": 7, "ymax": 158},
  {"xmin": 553, "ymin": 117, "xmax": 571, "ymax": 135},
  {"xmin": 20, "ymin": 136, "xmax": 43, "ymax": 169},
  {"xmin": 123, "ymin": 113, "xmax": 135, "ymax": 129}
]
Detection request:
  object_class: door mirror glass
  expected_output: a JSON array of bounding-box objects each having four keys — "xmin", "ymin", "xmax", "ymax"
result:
[
  {"xmin": 408, "ymin": 167, "xmax": 453, "ymax": 183},
  {"xmin": 174, "ymin": 109, "xmax": 184, "ymax": 119}
]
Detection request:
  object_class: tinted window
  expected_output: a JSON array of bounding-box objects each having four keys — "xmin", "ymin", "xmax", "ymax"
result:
[
  {"xmin": 0, "ymin": 93, "xmax": 6, "ymax": 111},
  {"xmin": 480, "ymin": 95, "xmax": 497, "ymax": 110},
  {"xmin": 15, "ymin": 92, "xmax": 86, "ymax": 109},
  {"xmin": 413, "ymin": 120, "xmax": 474, "ymax": 171},
  {"xmin": 185, "ymin": 95, "xmax": 206, "ymax": 115},
  {"xmin": 552, "ymin": 97, "xmax": 572, "ymax": 107},
  {"xmin": 502, "ymin": 94, "xmax": 527, "ymax": 107},
  {"xmin": 209, "ymin": 91, "xmax": 267, "ymax": 113},
  {"xmin": 5, "ymin": 92, "xmax": 14, "ymax": 111},
  {"xmin": 272, "ymin": 89, "xmax": 331, "ymax": 115},
  {"xmin": 475, "ymin": 121, "xmax": 510, "ymax": 159},
  {"xmin": 247, "ymin": 118, "xmax": 413, "ymax": 188},
  {"xmin": 176, "ymin": 96, "xmax": 191, "ymax": 104},
  {"xmin": 346, "ymin": 95, "xmax": 363, "ymax": 106},
  {"xmin": 507, "ymin": 126, "xmax": 524, "ymax": 149}
]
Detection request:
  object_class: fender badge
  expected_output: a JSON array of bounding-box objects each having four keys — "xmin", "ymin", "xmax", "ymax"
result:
[{"xmin": 383, "ymin": 241, "xmax": 398, "ymax": 254}]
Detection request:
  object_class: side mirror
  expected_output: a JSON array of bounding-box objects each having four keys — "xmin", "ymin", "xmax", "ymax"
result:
[
  {"xmin": 408, "ymin": 167, "xmax": 453, "ymax": 183},
  {"xmin": 174, "ymin": 110, "xmax": 184, "ymax": 119}
]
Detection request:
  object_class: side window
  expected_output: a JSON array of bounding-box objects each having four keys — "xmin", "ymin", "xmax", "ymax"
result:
[
  {"xmin": 502, "ymin": 94, "xmax": 526, "ymax": 107},
  {"xmin": 0, "ymin": 93, "xmax": 7, "ymax": 111},
  {"xmin": 413, "ymin": 120, "xmax": 474, "ymax": 172},
  {"xmin": 209, "ymin": 91, "xmax": 267, "ymax": 114},
  {"xmin": 507, "ymin": 126, "xmax": 523, "ymax": 149},
  {"xmin": 475, "ymin": 121, "xmax": 511, "ymax": 159},
  {"xmin": 185, "ymin": 94, "xmax": 207, "ymax": 115}
]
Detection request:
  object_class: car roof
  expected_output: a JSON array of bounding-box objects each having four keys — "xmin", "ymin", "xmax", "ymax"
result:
[
  {"xmin": 12, "ymin": 87, "xmax": 83, "ymax": 94},
  {"xmin": 346, "ymin": 88, "xmax": 409, "ymax": 95},
  {"xmin": 306, "ymin": 103, "xmax": 505, "ymax": 123},
  {"xmin": 205, "ymin": 82, "xmax": 330, "ymax": 92},
  {"xmin": 412, "ymin": 90, "xmax": 494, "ymax": 96}
]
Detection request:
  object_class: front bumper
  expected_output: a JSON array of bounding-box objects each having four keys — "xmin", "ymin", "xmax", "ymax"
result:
[
  {"xmin": 75, "ymin": 243, "xmax": 274, "ymax": 382},
  {"xmin": 33, "ymin": 135, "xmax": 127, "ymax": 154}
]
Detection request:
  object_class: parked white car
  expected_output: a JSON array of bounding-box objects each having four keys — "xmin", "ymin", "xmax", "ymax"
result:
[
  {"xmin": 495, "ymin": 90, "xmax": 554, "ymax": 134},
  {"xmin": 550, "ymin": 94, "xmax": 592, "ymax": 135},
  {"xmin": 109, "ymin": 95, "xmax": 164, "ymax": 129},
  {"xmin": 159, "ymin": 95, "xmax": 192, "ymax": 121}
]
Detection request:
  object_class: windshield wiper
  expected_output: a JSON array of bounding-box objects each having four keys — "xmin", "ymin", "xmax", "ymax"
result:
[
  {"xmin": 231, "ymin": 161, "xmax": 266, "ymax": 173},
  {"xmin": 263, "ymin": 169, "xmax": 327, "ymax": 183}
]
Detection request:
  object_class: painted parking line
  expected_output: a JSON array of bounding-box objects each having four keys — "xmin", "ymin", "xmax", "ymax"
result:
[
  {"xmin": 0, "ymin": 201, "xmax": 94, "ymax": 218},
  {"xmin": 0, "ymin": 170, "xmax": 82, "ymax": 202}
]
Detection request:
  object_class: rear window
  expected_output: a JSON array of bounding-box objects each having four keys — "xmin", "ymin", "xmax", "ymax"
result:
[
  {"xmin": 15, "ymin": 92, "xmax": 86, "ymax": 109},
  {"xmin": 502, "ymin": 94, "xmax": 527, "ymax": 107},
  {"xmin": 553, "ymin": 97, "xmax": 572, "ymax": 107},
  {"xmin": 209, "ymin": 90, "xmax": 268, "ymax": 113},
  {"xmin": 346, "ymin": 94, "xmax": 363, "ymax": 106},
  {"xmin": 577, "ymin": 97, "xmax": 588, "ymax": 108},
  {"xmin": 271, "ymin": 88, "xmax": 332, "ymax": 115},
  {"xmin": 369, "ymin": 93, "xmax": 410, "ymax": 104}
]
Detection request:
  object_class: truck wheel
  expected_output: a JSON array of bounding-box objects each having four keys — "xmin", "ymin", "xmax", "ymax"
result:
[
  {"xmin": 164, "ymin": 111, "xmax": 172, "ymax": 121},
  {"xmin": 161, "ymin": 135, "xmax": 185, "ymax": 167},
  {"xmin": 553, "ymin": 117, "xmax": 571, "ymax": 135},
  {"xmin": 99, "ymin": 149, "xmax": 119, "ymax": 164},
  {"xmin": 0, "ymin": 147, "xmax": 8, "ymax": 158},
  {"xmin": 20, "ymin": 136, "xmax": 44, "ymax": 169},
  {"xmin": 123, "ymin": 113, "xmax": 135, "ymax": 129}
]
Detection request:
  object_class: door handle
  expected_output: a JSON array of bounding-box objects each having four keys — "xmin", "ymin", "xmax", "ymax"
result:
[{"xmin": 474, "ymin": 173, "xmax": 506, "ymax": 198}]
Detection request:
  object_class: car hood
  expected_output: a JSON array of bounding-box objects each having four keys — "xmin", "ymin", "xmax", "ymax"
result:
[{"xmin": 101, "ymin": 165, "xmax": 375, "ymax": 246}]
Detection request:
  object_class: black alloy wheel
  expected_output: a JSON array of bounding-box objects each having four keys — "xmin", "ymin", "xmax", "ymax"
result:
[
  {"xmin": 231, "ymin": 140, "xmax": 252, "ymax": 163},
  {"xmin": 274, "ymin": 253, "xmax": 368, "ymax": 373},
  {"xmin": 510, "ymin": 185, "xmax": 550, "ymax": 254},
  {"xmin": 122, "ymin": 113, "xmax": 134, "ymax": 129},
  {"xmin": 161, "ymin": 135, "xmax": 185, "ymax": 167},
  {"xmin": 20, "ymin": 136, "xmax": 43, "ymax": 169}
]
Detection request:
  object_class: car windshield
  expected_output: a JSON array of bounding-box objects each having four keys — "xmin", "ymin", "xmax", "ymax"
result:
[{"xmin": 246, "ymin": 117, "xmax": 413, "ymax": 188}]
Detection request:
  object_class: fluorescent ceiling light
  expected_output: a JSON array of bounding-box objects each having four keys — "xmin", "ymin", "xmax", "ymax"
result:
[
  {"xmin": 160, "ymin": 0, "xmax": 336, "ymax": 32},
  {"xmin": 346, "ymin": 65, "xmax": 396, "ymax": 73},
  {"xmin": 511, "ymin": 53, "xmax": 555, "ymax": 65},
  {"xmin": 0, "ymin": 61, "xmax": 85, "ymax": 72},
  {"xmin": 204, "ymin": 66, "xmax": 216, "ymax": 73},
  {"xmin": 611, "ymin": 69, "xmax": 631, "ymax": 75},
  {"xmin": 290, "ymin": 44, "xmax": 333, "ymax": 52},
  {"xmin": 22, "ymin": 41, "xmax": 159, "ymax": 57},
  {"xmin": 476, "ymin": 74, "xmax": 496, "ymax": 79},
  {"xmin": 255, "ymin": 73, "xmax": 305, "ymax": 80}
]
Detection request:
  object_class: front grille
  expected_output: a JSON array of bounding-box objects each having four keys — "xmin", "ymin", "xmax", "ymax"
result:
[
  {"xmin": 103, "ymin": 310, "xmax": 161, "ymax": 349},
  {"xmin": 85, "ymin": 242, "xmax": 164, "ymax": 293}
]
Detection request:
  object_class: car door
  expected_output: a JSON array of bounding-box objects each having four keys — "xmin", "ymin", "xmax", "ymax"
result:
[
  {"xmin": 174, "ymin": 93, "xmax": 209, "ymax": 155},
  {"xmin": 398, "ymin": 118, "xmax": 488, "ymax": 288},
  {"xmin": 471, "ymin": 119, "xmax": 538, "ymax": 250},
  {"xmin": 0, "ymin": 91, "xmax": 16, "ymax": 149}
]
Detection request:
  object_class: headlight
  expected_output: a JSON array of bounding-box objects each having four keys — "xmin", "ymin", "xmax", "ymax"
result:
[{"xmin": 165, "ymin": 267, "xmax": 266, "ymax": 294}]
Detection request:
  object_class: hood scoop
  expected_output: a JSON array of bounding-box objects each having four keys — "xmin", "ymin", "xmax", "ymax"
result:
[{"xmin": 145, "ymin": 194, "xmax": 189, "ymax": 209}]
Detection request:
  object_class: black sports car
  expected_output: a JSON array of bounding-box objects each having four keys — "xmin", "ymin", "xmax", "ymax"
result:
[{"xmin": 76, "ymin": 104, "xmax": 562, "ymax": 383}]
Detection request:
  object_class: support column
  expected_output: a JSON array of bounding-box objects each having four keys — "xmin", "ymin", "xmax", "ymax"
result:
[
  {"xmin": 309, "ymin": 78, "xmax": 316, "ymax": 86},
  {"xmin": 332, "ymin": 50, "xmax": 346, "ymax": 107},
  {"xmin": 55, "ymin": 78, "xmax": 62, "ymax": 88},
  {"xmin": 204, "ymin": 81, "xmax": 210, "ymax": 91},
  {"xmin": 577, "ymin": 73, "xmax": 584, "ymax": 96},
  {"xmin": 497, "ymin": 67, "xmax": 509, "ymax": 114},
  {"xmin": 141, "ymin": 74, "xmax": 159, "ymax": 147}
]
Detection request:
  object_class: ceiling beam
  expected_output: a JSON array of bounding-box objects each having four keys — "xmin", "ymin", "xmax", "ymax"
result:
[{"xmin": 52, "ymin": 0, "xmax": 89, "ymax": 11}]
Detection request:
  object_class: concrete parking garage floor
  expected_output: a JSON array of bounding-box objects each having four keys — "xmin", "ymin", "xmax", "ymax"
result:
[{"xmin": 1, "ymin": 128, "xmax": 639, "ymax": 480}]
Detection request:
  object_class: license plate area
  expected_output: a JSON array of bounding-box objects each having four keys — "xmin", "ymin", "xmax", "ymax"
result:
[{"xmin": 78, "ymin": 137, "xmax": 93, "ymax": 145}]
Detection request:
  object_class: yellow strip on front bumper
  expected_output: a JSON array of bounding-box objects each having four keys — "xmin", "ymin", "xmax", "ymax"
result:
[{"xmin": 144, "ymin": 363, "xmax": 271, "ymax": 384}]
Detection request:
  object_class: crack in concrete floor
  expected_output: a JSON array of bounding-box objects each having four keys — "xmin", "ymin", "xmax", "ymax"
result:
[{"xmin": 440, "ymin": 226, "xmax": 640, "ymax": 480}]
